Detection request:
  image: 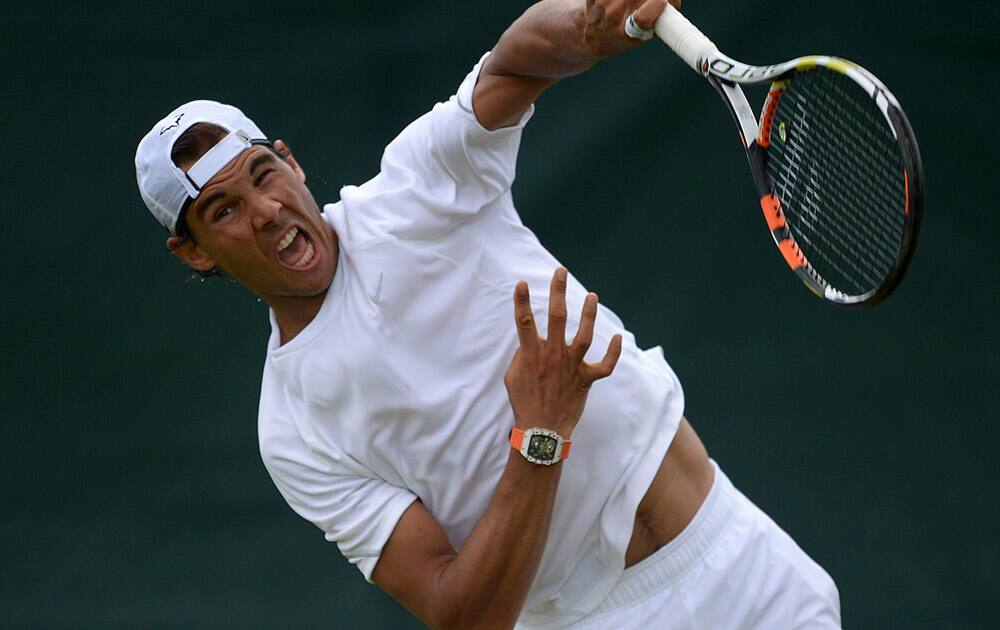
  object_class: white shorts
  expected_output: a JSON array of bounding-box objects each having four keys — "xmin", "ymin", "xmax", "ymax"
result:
[{"xmin": 571, "ymin": 462, "xmax": 841, "ymax": 629}]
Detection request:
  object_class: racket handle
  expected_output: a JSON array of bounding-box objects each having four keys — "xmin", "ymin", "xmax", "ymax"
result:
[{"xmin": 654, "ymin": 4, "xmax": 719, "ymax": 74}]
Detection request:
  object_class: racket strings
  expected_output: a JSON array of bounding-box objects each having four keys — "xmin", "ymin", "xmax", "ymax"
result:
[
  {"xmin": 772, "ymin": 73, "xmax": 904, "ymax": 292},
  {"xmin": 799, "ymin": 73, "xmax": 905, "ymax": 229},
  {"xmin": 820, "ymin": 79, "xmax": 906, "ymax": 234},
  {"xmin": 776, "ymin": 78, "xmax": 902, "ymax": 287},
  {"xmin": 774, "ymin": 122, "xmax": 892, "ymax": 291},
  {"xmin": 792, "ymin": 116, "xmax": 900, "ymax": 279},
  {"xmin": 766, "ymin": 68, "xmax": 906, "ymax": 297},
  {"xmin": 774, "ymin": 103, "xmax": 895, "ymax": 288}
]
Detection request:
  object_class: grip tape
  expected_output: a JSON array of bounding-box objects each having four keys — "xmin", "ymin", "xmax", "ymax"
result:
[{"xmin": 653, "ymin": 4, "xmax": 719, "ymax": 73}]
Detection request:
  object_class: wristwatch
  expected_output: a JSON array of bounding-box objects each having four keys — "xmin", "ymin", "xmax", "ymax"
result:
[{"xmin": 509, "ymin": 427, "xmax": 572, "ymax": 465}]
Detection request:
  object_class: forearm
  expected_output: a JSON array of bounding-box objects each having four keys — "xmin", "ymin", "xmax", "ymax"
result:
[
  {"xmin": 486, "ymin": 0, "xmax": 597, "ymax": 82},
  {"xmin": 424, "ymin": 275, "xmax": 619, "ymax": 628},
  {"xmin": 474, "ymin": 0, "xmax": 665, "ymax": 129},
  {"xmin": 428, "ymin": 451, "xmax": 563, "ymax": 629},
  {"xmin": 375, "ymin": 273, "xmax": 620, "ymax": 629},
  {"xmin": 473, "ymin": 0, "xmax": 597, "ymax": 129}
]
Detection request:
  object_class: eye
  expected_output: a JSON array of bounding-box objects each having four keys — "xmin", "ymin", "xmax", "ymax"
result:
[
  {"xmin": 214, "ymin": 205, "xmax": 233, "ymax": 221},
  {"xmin": 255, "ymin": 169, "xmax": 273, "ymax": 186}
]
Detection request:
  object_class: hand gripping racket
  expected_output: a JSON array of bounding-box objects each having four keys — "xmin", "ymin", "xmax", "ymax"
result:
[{"xmin": 654, "ymin": 5, "xmax": 924, "ymax": 306}]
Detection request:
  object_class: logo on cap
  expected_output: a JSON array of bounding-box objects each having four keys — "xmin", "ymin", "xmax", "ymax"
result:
[{"xmin": 159, "ymin": 113, "xmax": 185, "ymax": 136}]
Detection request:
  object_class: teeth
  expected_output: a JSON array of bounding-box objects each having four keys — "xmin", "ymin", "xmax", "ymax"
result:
[
  {"xmin": 277, "ymin": 227, "xmax": 298, "ymax": 252},
  {"xmin": 295, "ymin": 241, "xmax": 315, "ymax": 268}
]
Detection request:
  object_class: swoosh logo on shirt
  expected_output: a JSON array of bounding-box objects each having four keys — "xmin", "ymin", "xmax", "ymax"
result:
[{"xmin": 369, "ymin": 272, "xmax": 383, "ymax": 304}]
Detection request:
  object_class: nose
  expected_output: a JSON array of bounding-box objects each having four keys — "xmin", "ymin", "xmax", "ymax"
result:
[{"xmin": 248, "ymin": 193, "xmax": 281, "ymax": 230}]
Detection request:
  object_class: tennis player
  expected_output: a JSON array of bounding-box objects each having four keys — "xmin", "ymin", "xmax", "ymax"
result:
[{"xmin": 135, "ymin": 0, "xmax": 841, "ymax": 627}]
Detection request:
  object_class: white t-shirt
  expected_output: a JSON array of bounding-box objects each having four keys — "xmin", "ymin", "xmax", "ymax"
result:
[{"xmin": 258, "ymin": 54, "xmax": 685, "ymax": 628}]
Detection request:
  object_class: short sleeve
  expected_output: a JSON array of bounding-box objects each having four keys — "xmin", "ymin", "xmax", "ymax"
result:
[
  {"xmin": 260, "ymin": 423, "xmax": 417, "ymax": 582},
  {"xmin": 330, "ymin": 52, "xmax": 534, "ymax": 244}
]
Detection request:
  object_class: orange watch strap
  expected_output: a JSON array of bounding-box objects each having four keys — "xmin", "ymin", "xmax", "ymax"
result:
[
  {"xmin": 510, "ymin": 426, "xmax": 526, "ymax": 450},
  {"xmin": 508, "ymin": 427, "xmax": 571, "ymax": 461}
]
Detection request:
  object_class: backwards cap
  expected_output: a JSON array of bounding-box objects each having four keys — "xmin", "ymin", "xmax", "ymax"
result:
[{"xmin": 135, "ymin": 100, "xmax": 268, "ymax": 233}]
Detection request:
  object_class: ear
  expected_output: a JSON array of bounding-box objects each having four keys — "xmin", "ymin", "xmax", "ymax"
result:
[
  {"xmin": 167, "ymin": 235, "xmax": 218, "ymax": 272},
  {"xmin": 274, "ymin": 139, "xmax": 306, "ymax": 184}
]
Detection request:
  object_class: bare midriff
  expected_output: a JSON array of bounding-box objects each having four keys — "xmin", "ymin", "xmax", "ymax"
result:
[{"xmin": 624, "ymin": 417, "xmax": 715, "ymax": 568}]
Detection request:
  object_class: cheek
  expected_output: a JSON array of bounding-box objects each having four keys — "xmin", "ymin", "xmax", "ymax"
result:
[{"xmin": 203, "ymin": 227, "xmax": 267, "ymax": 268}]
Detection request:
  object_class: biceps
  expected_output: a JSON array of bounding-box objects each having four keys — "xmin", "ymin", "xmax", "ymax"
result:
[{"xmin": 371, "ymin": 499, "xmax": 458, "ymax": 625}]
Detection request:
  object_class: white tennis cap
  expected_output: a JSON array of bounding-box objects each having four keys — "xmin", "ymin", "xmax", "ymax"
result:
[{"xmin": 135, "ymin": 99, "xmax": 268, "ymax": 232}]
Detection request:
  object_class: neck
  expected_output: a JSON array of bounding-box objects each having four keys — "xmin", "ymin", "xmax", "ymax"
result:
[
  {"xmin": 271, "ymin": 291, "xmax": 328, "ymax": 345},
  {"xmin": 267, "ymin": 224, "xmax": 339, "ymax": 345}
]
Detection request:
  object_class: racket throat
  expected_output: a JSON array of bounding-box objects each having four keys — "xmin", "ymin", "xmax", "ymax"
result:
[{"xmin": 709, "ymin": 77, "xmax": 759, "ymax": 150}]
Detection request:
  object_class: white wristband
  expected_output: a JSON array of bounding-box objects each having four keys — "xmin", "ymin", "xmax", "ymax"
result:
[{"xmin": 624, "ymin": 13, "xmax": 655, "ymax": 42}]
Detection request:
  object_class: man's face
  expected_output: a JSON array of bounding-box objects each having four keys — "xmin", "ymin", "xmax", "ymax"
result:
[{"xmin": 171, "ymin": 143, "xmax": 337, "ymax": 311}]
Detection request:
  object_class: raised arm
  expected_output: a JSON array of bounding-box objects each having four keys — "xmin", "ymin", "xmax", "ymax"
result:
[
  {"xmin": 473, "ymin": 0, "xmax": 676, "ymax": 129},
  {"xmin": 372, "ymin": 267, "xmax": 622, "ymax": 629}
]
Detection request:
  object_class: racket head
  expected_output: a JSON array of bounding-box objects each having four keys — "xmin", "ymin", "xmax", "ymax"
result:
[{"xmin": 749, "ymin": 57, "xmax": 924, "ymax": 307}]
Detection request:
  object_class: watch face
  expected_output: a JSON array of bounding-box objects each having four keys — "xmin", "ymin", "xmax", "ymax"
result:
[{"xmin": 527, "ymin": 434, "xmax": 558, "ymax": 461}]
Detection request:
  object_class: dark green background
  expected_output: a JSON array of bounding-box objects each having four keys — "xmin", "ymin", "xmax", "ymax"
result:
[{"xmin": 3, "ymin": 1, "xmax": 998, "ymax": 627}]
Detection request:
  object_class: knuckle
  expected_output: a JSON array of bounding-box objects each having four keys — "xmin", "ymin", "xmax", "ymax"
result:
[{"xmin": 517, "ymin": 314, "xmax": 534, "ymax": 328}]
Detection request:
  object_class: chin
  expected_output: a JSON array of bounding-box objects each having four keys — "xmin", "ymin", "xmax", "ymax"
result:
[{"xmin": 293, "ymin": 264, "xmax": 336, "ymax": 297}]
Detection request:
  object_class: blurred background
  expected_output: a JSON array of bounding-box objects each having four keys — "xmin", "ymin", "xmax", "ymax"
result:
[{"xmin": 2, "ymin": 1, "xmax": 997, "ymax": 627}]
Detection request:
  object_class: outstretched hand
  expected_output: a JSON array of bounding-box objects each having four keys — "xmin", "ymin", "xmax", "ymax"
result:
[
  {"xmin": 582, "ymin": 0, "xmax": 680, "ymax": 58},
  {"xmin": 503, "ymin": 267, "xmax": 622, "ymax": 437}
]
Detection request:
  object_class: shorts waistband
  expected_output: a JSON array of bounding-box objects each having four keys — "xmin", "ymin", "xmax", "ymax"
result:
[{"xmin": 587, "ymin": 460, "xmax": 742, "ymax": 616}]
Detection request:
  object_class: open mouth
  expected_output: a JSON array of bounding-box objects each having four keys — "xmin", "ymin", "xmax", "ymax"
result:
[{"xmin": 276, "ymin": 226, "xmax": 316, "ymax": 269}]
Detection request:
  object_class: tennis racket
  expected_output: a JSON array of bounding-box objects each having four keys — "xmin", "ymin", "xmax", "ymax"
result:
[{"xmin": 653, "ymin": 5, "xmax": 923, "ymax": 307}]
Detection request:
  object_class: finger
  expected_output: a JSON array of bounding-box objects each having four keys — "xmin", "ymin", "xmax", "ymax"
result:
[
  {"xmin": 547, "ymin": 267, "xmax": 568, "ymax": 344},
  {"xmin": 632, "ymin": 0, "xmax": 669, "ymax": 30},
  {"xmin": 512, "ymin": 281, "xmax": 539, "ymax": 351},
  {"xmin": 570, "ymin": 292, "xmax": 599, "ymax": 361},
  {"xmin": 587, "ymin": 334, "xmax": 623, "ymax": 381}
]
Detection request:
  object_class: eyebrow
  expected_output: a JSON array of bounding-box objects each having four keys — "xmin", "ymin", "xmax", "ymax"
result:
[
  {"xmin": 195, "ymin": 190, "xmax": 227, "ymax": 220},
  {"xmin": 248, "ymin": 151, "xmax": 277, "ymax": 176},
  {"xmin": 194, "ymin": 151, "xmax": 279, "ymax": 220}
]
